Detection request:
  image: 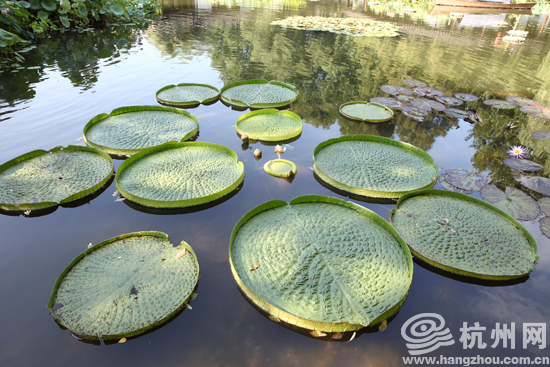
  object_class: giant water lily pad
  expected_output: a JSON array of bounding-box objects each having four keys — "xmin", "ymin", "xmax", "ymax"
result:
[
  {"xmin": 483, "ymin": 99, "xmax": 517, "ymax": 109},
  {"xmin": 271, "ymin": 16, "xmax": 401, "ymax": 37},
  {"xmin": 230, "ymin": 195, "xmax": 413, "ymax": 332},
  {"xmin": 313, "ymin": 135, "xmax": 438, "ymax": 198},
  {"xmin": 516, "ymin": 176, "xmax": 550, "ymax": 197},
  {"xmin": 339, "ymin": 102, "xmax": 394, "ymax": 122},
  {"xmin": 381, "ymin": 85, "xmax": 413, "ymax": 96},
  {"xmin": 156, "ymin": 83, "xmax": 220, "ymax": 107},
  {"xmin": 390, "ymin": 189, "xmax": 539, "ymax": 280},
  {"xmin": 235, "ymin": 109, "xmax": 302, "ymax": 141},
  {"xmin": 444, "ymin": 168, "xmax": 486, "ymax": 191},
  {"xmin": 0, "ymin": 146, "xmax": 113, "ymax": 211},
  {"xmin": 220, "ymin": 80, "xmax": 298, "ymax": 109},
  {"xmin": 264, "ymin": 159, "xmax": 297, "ymax": 178},
  {"xmin": 116, "ymin": 142, "xmax": 244, "ymax": 208},
  {"xmin": 83, "ymin": 106, "xmax": 199, "ymax": 156},
  {"xmin": 480, "ymin": 185, "xmax": 540, "ymax": 221},
  {"xmin": 47, "ymin": 231, "xmax": 199, "ymax": 339},
  {"xmin": 504, "ymin": 158, "xmax": 543, "ymax": 172},
  {"xmin": 532, "ymin": 130, "xmax": 550, "ymax": 139}
]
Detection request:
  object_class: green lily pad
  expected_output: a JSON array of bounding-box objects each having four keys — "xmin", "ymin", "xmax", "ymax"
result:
[
  {"xmin": 539, "ymin": 197, "xmax": 550, "ymax": 215},
  {"xmin": 390, "ymin": 189, "xmax": 539, "ymax": 280},
  {"xmin": 516, "ymin": 176, "xmax": 550, "ymax": 197},
  {"xmin": 313, "ymin": 135, "xmax": 438, "ymax": 198},
  {"xmin": 235, "ymin": 109, "xmax": 302, "ymax": 141},
  {"xmin": 480, "ymin": 185, "xmax": 540, "ymax": 221},
  {"xmin": 520, "ymin": 105, "xmax": 550, "ymax": 119},
  {"xmin": 230, "ymin": 195, "xmax": 413, "ymax": 332},
  {"xmin": 47, "ymin": 231, "xmax": 199, "ymax": 339},
  {"xmin": 116, "ymin": 142, "xmax": 244, "ymax": 208},
  {"xmin": 444, "ymin": 108, "xmax": 468, "ymax": 119},
  {"xmin": 444, "ymin": 168, "xmax": 486, "ymax": 192},
  {"xmin": 435, "ymin": 96, "xmax": 463, "ymax": 106},
  {"xmin": 438, "ymin": 173, "xmax": 472, "ymax": 194},
  {"xmin": 264, "ymin": 159, "xmax": 297, "ymax": 178},
  {"xmin": 532, "ymin": 130, "xmax": 550, "ymax": 139},
  {"xmin": 369, "ymin": 97, "xmax": 403, "ymax": 108},
  {"xmin": 503, "ymin": 158, "xmax": 543, "ymax": 172},
  {"xmin": 380, "ymin": 85, "xmax": 413, "ymax": 96},
  {"xmin": 271, "ymin": 16, "xmax": 401, "ymax": 37},
  {"xmin": 83, "ymin": 106, "xmax": 199, "ymax": 156},
  {"xmin": 156, "ymin": 83, "xmax": 220, "ymax": 107},
  {"xmin": 410, "ymin": 98, "xmax": 445, "ymax": 112},
  {"xmin": 413, "ymin": 87, "xmax": 444, "ymax": 98},
  {"xmin": 396, "ymin": 95, "xmax": 414, "ymax": 102},
  {"xmin": 505, "ymin": 96, "xmax": 538, "ymax": 106},
  {"xmin": 0, "ymin": 146, "xmax": 113, "ymax": 211},
  {"xmin": 483, "ymin": 99, "xmax": 517, "ymax": 109},
  {"xmin": 455, "ymin": 93, "xmax": 479, "ymax": 102},
  {"xmin": 402, "ymin": 79, "xmax": 426, "ymax": 88},
  {"xmin": 540, "ymin": 217, "xmax": 550, "ymax": 239},
  {"xmin": 220, "ymin": 80, "xmax": 298, "ymax": 109},
  {"xmin": 339, "ymin": 102, "xmax": 394, "ymax": 122}
]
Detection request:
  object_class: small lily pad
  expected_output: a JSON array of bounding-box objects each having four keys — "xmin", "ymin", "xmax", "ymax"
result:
[
  {"xmin": 444, "ymin": 108, "xmax": 468, "ymax": 119},
  {"xmin": 402, "ymin": 79, "xmax": 426, "ymax": 88},
  {"xmin": 435, "ymin": 96, "xmax": 463, "ymax": 106},
  {"xmin": 540, "ymin": 217, "xmax": 550, "ymax": 239},
  {"xmin": 220, "ymin": 80, "xmax": 298, "ymax": 109},
  {"xmin": 410, "ymin": 98, "xmax": 445, "ymax": 112},
  {"xmin": 413, "ymin": 87, "xmax": 444, "ymax": 98},
  {"xmin": 396, "ymin": 95, "xmax": 414, "ymax": 102},
  {"xmin": 271, "ymin": 16, "xmax": 401, "ymax": 37},
  {"xmin": 156, "ymin": 83, "xmax": 220, "ymax": 107},
  {"xmin": 380, "ymin": 85, "xmax": 413, "ymax": 96},
  {"xmin": 47, "ymin": 232, "xmax": 199, "ymax": 339},
  {"xmin": 438, "ymin": 174, "xmax": 472, "ymax": 194},
  {"xmin": 505, "ymin": 96, "xmax": 538, "ymax": 106},
  {"xmin": 455, "ymin": 93, "xmax": 479, "ymax": 102},
  {"xmin": 520, "ymin": 105, "xmax": 550, "ymax": 119},
  {"xmin": 339, "ymin": 102, "xmax": 394, "ymax": 122},
  {"xmin": 480, "ymin": 185, "xmax": 540, "ymax": 221},
  {"xmin": 503, "ymin": 158, "xmax": 543, "ymax": 172},
  {"xmin": 539, "ymin": 197, "xmax": 550, "ymax": 215},
  {"xmin": 516, "ymin": 176, "xmax": 550, "ymax": 197},
  {"xmin": 483, "ymin": 99, "xmax": 517, "ymax": 109},
  {"xmin": 391, "ymin": 189, "xmax": 539, "ymax": 280},
  {"xmin": 370, "ymin": 97, "xmax": 402, "ymax": 108},
  {"xmin": 532, "ymin": 130, "xmax": 550, "ymax": 139},
  {"xmin": 235, "ymin": 109, "xmax": 302, "ymax": 141},
  {"xmin": 444, "ymin": 168, "xmax": 486, "ymax": 192},
  {"xmin": 264, "ymin": 159, "xmax": 297, "ymax": 178},
  {"xmin": 401, "ymin": 106, "xmax": 428, "ymax": 121}
]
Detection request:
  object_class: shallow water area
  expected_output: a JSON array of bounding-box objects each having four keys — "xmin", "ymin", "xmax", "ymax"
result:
[{"xmin": 1, "ymin": 0, "xmax": 550, "ymax": 366}]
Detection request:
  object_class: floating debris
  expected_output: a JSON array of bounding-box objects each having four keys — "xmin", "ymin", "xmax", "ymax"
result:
[
  {"xmin": 502, "ymin": 36, "xmax": 525, "ymax": 44},
  {"xmin": 271, "ymin": 16, "xmax": 401, "ymax": 37},
  {"xmin": 507, "ymin": 30, "xmax": 528, "ymax": 37},
  {"xmin": 491, "ymin": 21, "xmax": 509, "ymax": 27}
]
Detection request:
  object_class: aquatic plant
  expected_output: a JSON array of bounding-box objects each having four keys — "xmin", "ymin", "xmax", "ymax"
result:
[
  {"xmin": 235, "ymin": 109, "xmax": 302, "ymax": 141},
  {"xmin": 264, "ymin": 159, "xmax": 296, "ymax": 178},
  {"xmin": 507, "ymin": 146, "xmax": 528, "ymax": 159},
  {"xmin": 442, "ymin": 168, "xmax": 487, "ymax": 192},
  {"xmin": 339, "ymin": 101, "xmax": 394, "ymax": 122},
  {"xmin": 220, "ymin": 80, "xmax": 298, "ymax": 109},
  {"xmin": 480, "ymin": 185, "xmax": 540, "ymax": 221},
  {"xmin": 156, "ymin": 83, "xmax": 220, "ymax": 108},
  {"xmin": 271, "ymin": 16, "xmax": 401, "ymax": 37},
  {"xmin": 503, "ymin": 158, "xmax": 543, "ymax": 172}
]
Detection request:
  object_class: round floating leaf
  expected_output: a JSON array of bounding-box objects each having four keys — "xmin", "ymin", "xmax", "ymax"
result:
[
  {"xmin": 83, "ymin": 106, "xmax": 199, "ymax": 156},
  {"xmin": 402, "ymin": 79, "xmax": 426, "ymax": 88},
  {"xmin": 483, "ymin": 99, "xmax": 517, "ymax": 109},
  {"xmin": 235, "ymin": 109, "xmax": 302, "ymax": 141},
  {"xmin": 520, "ymin": 105, "xmax": 550, "ymax": 119},
  {"xmin": 313, "ymin": 135, "xmax": 438, "ymax": 198},
  {"xmin": 455, "ymin": 93, "xmax": 479, "ymax": 102},
  {"xmin": 401, "ymin": 106, "xmax": 428, "ymax": 121},
  {"xmin": 0, "ymin": 146, "xmax": 113, "ymax": 211},
  {"xmin": 369, "ymin": 97, "xmax": 402, "ymax": 108},
  {"xmin": 435, "ymin": 96, "xmax": 463, "ymax": 106},
  {"xmin": 229, "ymin": 195, "xmax": 413, "ymax": 332},
  {"xmin": 539, "ymin": 197, "xmax": 550, "ymax": 216},
  {"xmin": 503, "ymin": 158, "xmax": 543, "ymax": 172},
  {"xmin": 390, "ymin": 189, "xmax": 539, "ymax": 280},
  {"xmin": 271, "ymin": 16, "xmax": 401, "ymax": 37},
  {"xmin": 444, "ymin": 108, "xmax": 468, "ymax": 119},
  {"xmin": 47, "ymin": 231, "xmax": 199, "ymax": 339},
  {"xmin": 532, "ymin": 130, "xmax": 550, "ymax": 139},
  {"xmin": 516, "ymin": 176, "xmax": 550, "ymax": 197},
  {"xmin": 156, "ymin": 83, "xmax": 220, "ymax": 107},
  {"xmin": 438, "ymin": 173, "xmax": 472, "ymax": 194},
  {"xmin": 480, "ymin": 185, "xmax": 540, "ymax": 221},
  {"xmin": 396, "ymin": 95, "xmax": 414, "ymax": 102},
  {"xmin": 413, "ymin": 87, "xmax": 444, "ymax": 97},
  {"xmin": 264, "ymin": 159, "xmax": 296, "ymax": 178},
  {"xmin": 410, "ymin": 98, "xmax": 445, "ymax": 112},
  {"xmin": 339, "ymin": 102, "xmax": 394, "ymax": 122},
  {"xmin": 380, "ymin": 85, "xmax": 413, "ymax": 96},
  {"xmin": 116, "ymin": 142, "xmax": 244, "ymax": 208},
  {"xmin": 220, "ymin": 80, "xmax": 298, "ymax": 109},
  {"xmin": 505, "ymin": 96, "xmax": 538, "ymax": 106},
  {"xmin": 444, "ymin": 168, "xmax": 487, "ymax": 192},
  {"xmin": 540, "ymin": 217, "xmax": 550, "ymax": 239}
]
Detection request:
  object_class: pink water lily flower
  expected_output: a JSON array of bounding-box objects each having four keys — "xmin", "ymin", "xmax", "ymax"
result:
[
  {"xmin": 507, "ymin": 146, "xmax": 528, "ymax": 159},
  {"xmin": 2, "ymin": 8, "xmax": 10, "ymax": 13}
]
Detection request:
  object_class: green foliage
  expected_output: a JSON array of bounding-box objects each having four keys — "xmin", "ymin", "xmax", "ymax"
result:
[{"xmin": 0, "ymin": 0, "xmax": 161, "ymax": 60}]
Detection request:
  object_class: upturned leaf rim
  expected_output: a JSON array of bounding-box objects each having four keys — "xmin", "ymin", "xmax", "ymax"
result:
[
  {"xmin": 263, "ymin": 159, "xmax": 297, "ymax": 178},
  {"xmin": 235, "ymin": 109, "xmax": 303, "ymax": 141},
  {"xmin": 155, "ymin": 83, "xmax": 220, "ymax": 107},
  {"xmin": 220, "ymin": 79, "xmax": 298, "ymax": 109},
  {"xmin": 338, "ymin": 101, "xmax": 395, "ymax": 122}
]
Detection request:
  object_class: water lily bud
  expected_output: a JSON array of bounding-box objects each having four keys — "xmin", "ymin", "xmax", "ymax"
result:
[
  {"xmin": 274, "ymin": 145, "xmax": 285, "ymax": 154},
  {"xmin": 254, "ymin": 149, "xmax": 262, "ymax": 158},
  {"xmin": 241, "ymin": 133, "xmax": 249, "ymax": 142}
]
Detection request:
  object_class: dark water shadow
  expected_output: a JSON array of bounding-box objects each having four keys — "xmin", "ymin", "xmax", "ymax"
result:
[
  {"xmin": 236, "ymin": 133, "xmax": 302, "ymax": 146},
  {"xmin": 237, "ymin": 286, "xmax": 401, "ymax": 342},
  {"xmin": 220, "ymin": 98, "xmax": 293, "ymax": 112},
  {"xmin": 413, "ymin": 256, "xmax": 530, "ymax": 286},
  {"xmin": 313, "ymin": 172, "xmax": 397, "ymax": 205},
  {"xmin": 122, "ymin": 181, "xmax": 244, "ymax": 215}
]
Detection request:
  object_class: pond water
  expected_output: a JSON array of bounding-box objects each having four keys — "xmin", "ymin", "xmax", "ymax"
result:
[{"xmin": 1, "ymin": 0, "xmax": 550, "ymax": 366}]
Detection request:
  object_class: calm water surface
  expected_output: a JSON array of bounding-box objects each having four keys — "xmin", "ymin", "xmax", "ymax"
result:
[{"xmin": 1, "ymin": 1, "xmax": 550, "ymax": 366}]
